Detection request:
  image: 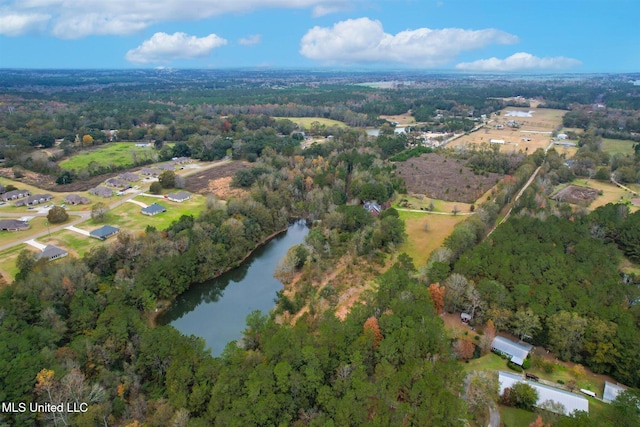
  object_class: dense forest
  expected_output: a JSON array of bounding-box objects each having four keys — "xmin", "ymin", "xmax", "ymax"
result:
[{"xmin": 2, "ymin": 71, "xmax": 640, "ymax": 426}]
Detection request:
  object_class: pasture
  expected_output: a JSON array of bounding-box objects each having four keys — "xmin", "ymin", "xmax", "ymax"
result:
[
  {"xmin": 601, "ymin": 138, "xmax": 637, "ymax": 156},
  {"xmin": 398, "ymin": 210, "xmax": 466, "ymax": 266},
  {"xmin": 59, "ymin": 142, "xmax": 158, "ymax": 171}
]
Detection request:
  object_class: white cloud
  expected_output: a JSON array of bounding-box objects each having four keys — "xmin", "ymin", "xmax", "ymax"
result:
[
  {"xmin": 0, "ymin": 11, "xmax": 50, "ymax": 36},
  {"xmin": 456, "ymin": 52, "xmax": 581, "ymax": 71},
  {"xmin": 125, "ymin": 32, "xmax": 228, "ymax": 64},
  {"xmin": 0, "ymin": 0, "xmax": 349, "ymax": 38},
  {"xmin": 300, "ymin": 17, "xmax": 519, "ymax": 67},
  {"xmin": 238, "ymin": 34, "xmax": 262, "ymax": 46}
]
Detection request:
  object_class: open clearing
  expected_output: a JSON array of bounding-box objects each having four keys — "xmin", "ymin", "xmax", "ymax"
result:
[
  {"xmin": 398, "ymin": 210, "xmax": 466, "ymax": 266},
  {"xmin": 394, "ymin": 152, "xmax": 503, "ymax": 203},
  {"xmin": 59, "ymin": 142, "xmax": 157, "ymax": 171},
  {"xmin": 601, "ymin": 138, "xmax": 637, "ymax": 156},
  {"xmin": 379, "ymin": 112, "xmax": 416, "ymax": 126},
  {"xmin": 450, "ymin": 107, "xmax": 566, "ymax": 154},
  {"xmin": 185, "ymin": 161, "xmax": 250, "ymax": 198},
  {"xmin": 274, "ymin": 117, "xmax": 348, "ymax": 129},
  {"xmin": 567, "ymin": 179, "xmax": 639, "ymax": 212},
  {"xmin": 0, "ymin": 244, "xmax": 36, "ymax": 284},
  {"xmin": 550, "ymin": 184, "xmax": 599, "ymax": 206}
]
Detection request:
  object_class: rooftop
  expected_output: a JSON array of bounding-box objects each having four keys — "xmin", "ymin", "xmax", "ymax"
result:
[{"xmin": 492, "ymin": 336, "xmax": 532, "ymax": 365}]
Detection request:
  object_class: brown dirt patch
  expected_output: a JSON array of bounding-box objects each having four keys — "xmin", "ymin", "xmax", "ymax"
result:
[
  {"xmin": 184, "ymin": 161, "xmax": 250, "ymax": 197},
  {"xmin": 551, "ymin": 184, "xmax": 599, "ymax": 206},
  {"xmin": 394, "ymin": 153, "xmax": 503, "ymax": 203}
]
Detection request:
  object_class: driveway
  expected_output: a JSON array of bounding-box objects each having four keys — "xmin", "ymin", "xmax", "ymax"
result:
[
  {"xmin": 25, "ymin": 239, "xmax": 46, "ymax": 250},
  {"xmin": 126, "ymin": 199, "xmax": 148, "ymax": 208},
  {"xmin": 65, "ymin": 225, "xmax": 90, "ymax": 237}
]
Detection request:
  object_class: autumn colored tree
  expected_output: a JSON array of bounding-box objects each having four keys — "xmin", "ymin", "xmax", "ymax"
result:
[
  {"xmin": 363, "ymin": 316, "xmax": 383, "ymax": 348},
  {"xmin": 454, "ymin": 338, "xmax": 475, "ymax": 360},
  {"xmin": 529, "ymin": 415, "xmax": 548, "ymax": 427},
  {"xmin": 480, "ymin": 319, "xmax": 497, "ymax": 354},
  {"xmin": 82, "ymin": 134, "xmax": 94, "ymax": 146},
  {"xmin": 428, "ymin": 282, "xmax": 445, "ymax": 314}
]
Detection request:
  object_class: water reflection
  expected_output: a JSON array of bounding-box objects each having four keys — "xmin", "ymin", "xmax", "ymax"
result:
[{"xmin": 159, "ymin": 221, "xmax": 309, "ymax": 356}]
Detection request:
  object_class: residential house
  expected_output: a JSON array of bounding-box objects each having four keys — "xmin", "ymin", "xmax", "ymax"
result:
[
  {"xmin": 38, "ymin": 245, "xmax": 68, "ymax": 261},
  {"xmin": 118, "ymin": 172, "xmax": 140, "ymax": 182},
  {"xmin": 105, "ymin": 178, "xmax": 129, "ymax": 188},
  {"xmin": 499, "ymin": 371, "xmax": 589, "ymax": 415},
  {"xmin": 90, "ymin": 225, "xmax": 120, "ymax": 240},
  {"xmin": 64, "ymin": 194, "xmax": 90, "ymax": 205},
  {"xmin": 141, "ymin": 203, "xmax": 166, "ymax": 216},
  {"xmin": 89, "ymin": 187, "xmax": 114, "ymax": 198},
  {"xmin": 363, "ymin": 201, "xmax": 382, "ymax": 216},
  {"xmin": 0, "ymin": 184, "xmax": 5, "ymax": 194},
  {"xmin": 140, "ymin": 168, "xmax": 160, "ymax": 176},
  {"xmin": 156, "ymin": 162, "xmax": 176, "ymax": 171},
  {"xmin": 491, "ymin": 336, "xmax": 533, "ymax": 366},
  {"xmin": 0, "ymin": 219, "xmax": 30, "ymax": 231},
  {"xmin": 168, "ymin": 191, "xmax": 191, "ymax": 202},
  {"xmin": 14, "ymin": 194, "xmax": 52, "ymax": 207},
  {"xmin": 172, "ymin": 157, "xmax": 191, "ymax": 164},
  {"xmin": 1, "ymin": 189, "xmax": 30, "ymax": 202}
]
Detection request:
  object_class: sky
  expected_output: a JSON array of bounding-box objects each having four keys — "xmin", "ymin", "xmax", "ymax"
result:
[{"xmin": 0, "ymin": 0, "xmax": 638, "ymax": 72}]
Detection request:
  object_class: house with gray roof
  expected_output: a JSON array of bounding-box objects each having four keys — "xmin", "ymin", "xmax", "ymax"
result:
[
  {"xmin": 0, "ymin": 184, "xmax": 5, "ymax": 194},
  {"xmin": 499, "ymin": 371, "xmax": 589, "ymax": 415},
  {"xmin": 168, "ymin": 191, "xmax": 191, "ymax": 202},
  {"xmin": 119, "ymin": 172, "xmax": 140, "ymax": 181},
  {"xmin": 141, "ymin": 203, "xmax": 166, "ymax": 216},
  {"xmin": 89, "ymin": 187, "xmax": 113, "ymax": 198},
  {"xmin": 156, "ymin": 162, "xmax": 176, "ymax": 171},
  {"xmin": 140, "ymin": 167, "xmax": 160, "ymax": 176},
  {"xmin": 64, "ymin": 194, "xmax": 90, "ymax": 205},
  {"xmin": 105, "ymin": 178, "xmax": 129, "ymax": 188},
  {"xmin": 1, "ymin": 189, "xmax": 30, "ymax": 202},
  {"xmin": 38, "ymin": 245, "xmax": 68, "ymax": 261},
  {"xmin": 90, "ymin": 225, "xmax": 119, "ymax": 240},
  {"xmin": 492, "ymin": 336, "xmax": 533, "ymax": 366},
  {"xmin": 0, "ymin": 219, "xmax": 30, "ymax": 231},
  {"xmin": 14, "ymin": 193, "xmax": 52, "ymax": 207}
]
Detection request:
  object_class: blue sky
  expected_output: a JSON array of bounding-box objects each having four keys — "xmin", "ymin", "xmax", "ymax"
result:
[{"xmin": 0, "ymin": 0, "xmax": 638, "ymax": 72}]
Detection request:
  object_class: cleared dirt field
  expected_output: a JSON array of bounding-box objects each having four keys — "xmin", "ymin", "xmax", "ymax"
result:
[
  {"xmin": 551, "ymin": 184, "xmax": 599, "ymax": 206},
  {"xmin": 185, "ymin": 161, "xmax": 250, "ymax": 198},
  {"xmin": 398, "ymin": 211, "xmax": 466, "ymax": 266},
  {"xmin": 394, "ymin": 153, "xmax": 503, "ymax": 203},
  {"xmin": 450, "ymin": 107, "xmax": 566, "ymax": 154},
  {"xmin": 380, "ymin": 113, "xmax": 416, "ymax": 126},
  {"xmin": 552, "ymin": 179, "xmax": 639, "ymax": 212},
  {"xmin": 273, "ymin": 117, "xmax": 348, "ymax": 129}
]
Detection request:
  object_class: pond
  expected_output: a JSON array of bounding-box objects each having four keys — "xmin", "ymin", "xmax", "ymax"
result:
[{"xmin": 158, "ymin": 221, "xmax": 309, "ymax": 356}]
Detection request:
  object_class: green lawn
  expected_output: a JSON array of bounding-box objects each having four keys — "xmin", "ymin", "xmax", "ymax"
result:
[
  {"xmin": 463, "ymin": 353, "xmax": 509, "ymax": 373},
  {"xmin": 59, "ymin": 142, "xmax": 158, "ymax": 171},
  {"xmin": 38, "ymin": 229, "xmax": 103, "ymax": 258},
  {"xmin": 88, "ymin": 195, "xmax": 206, "ymax": 232},
  {"xmin": 601, "ymin": 138, "xmax": 637, "ymax": 156},
  {"xmin": 0, "ymin": 244, "xmax": 35, "ymax": 283},
  {"xmin": 500, "ymin": 406, "xmax": 537, "ymax": 427}
]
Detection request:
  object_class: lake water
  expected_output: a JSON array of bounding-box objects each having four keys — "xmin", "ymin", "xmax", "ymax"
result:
[{"xmin": 159, "ymin": 221, "xmax": 309, "ymax": 356}]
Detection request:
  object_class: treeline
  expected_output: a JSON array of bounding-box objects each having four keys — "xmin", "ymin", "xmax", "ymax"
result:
[{"xmin": 446, "ymin": 209, "xmax": 640, "ymax": 387}]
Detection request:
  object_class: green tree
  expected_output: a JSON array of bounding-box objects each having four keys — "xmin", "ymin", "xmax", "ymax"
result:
[
  {"xmin": 47, "ymin": 206, "xmax": 68, "ymax": 224},
  {"xmin": 149, "ymin": 181, "xmax": 163, "ymax": 195},
  {"xmin": 502, "ymin": 382, "xmax": 538, "ymax": 410},
  {"xmin": 511, "ymin": 308, "xmax": 540, "ymax": 341},
  {"xmin": 548, "ymin": 311, "xmax": 588, "ymax": 361},
  {"xmin": 159, "ymin": 170, "xmax": 176, "ymax": 189},
  {"xmin": 91, "ymin": 202, "xmax": 109, "ymax": 223}
]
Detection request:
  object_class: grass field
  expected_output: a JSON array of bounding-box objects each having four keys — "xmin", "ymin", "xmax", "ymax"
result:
[
  {"xmin": 38, "ymin": 229, "xmax": 103, "ymax": 258},
  {"xmin": 395, "ymin": 194, "xmax": 474, "ymax": 214},
  {"xmin": 601, "ymin": 138, "xmax": 637, "ymax": 156},
  {"xmin": 59, "ymin": 142, "xmax": 158, "ymax": 171},
  {"xmin": 0, "ymin": 216, "xmax": 50, "ymax": 246},
  {"xmin": 0, "ymin": 244, "xmax": 36, "ymax": 283},
  {"xmin": 274, "ymin": 117, "xmax": 348, "ymax": 129},
  {"xmin": 88, "ymin": 195, "xmax": 206, "ymax": 231},
  {"xmin": 569, "ymin": 178, "xmax": 638, "ymax": 212},
  {"xmin": 500, "ymin": 406, "xmax": 538, "ymax": 426},
  {"xmin": 398, "ymin": 210, "xmax": 466, "ymax": 266}
]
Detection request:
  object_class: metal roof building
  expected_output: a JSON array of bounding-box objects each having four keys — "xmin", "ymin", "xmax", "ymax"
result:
[
  {"xmin": 499, "ymin": 371, "xmax": 589, "ymax": 415},
  {"xmin": 492, "ymin": 336, "xmax": 533, "ymax": 365},
  {"xmin": 90, "ymin": 225, "xmax": 120, "ymax": 240},
  {"xmin": 603, "ymin": 381, "xmax": 627, "ymax": 403}
]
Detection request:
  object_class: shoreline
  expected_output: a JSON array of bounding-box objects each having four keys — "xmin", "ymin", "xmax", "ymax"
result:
[{"xmin": 147, "ymin": 225, "xmax": 291, "ymax": 327}]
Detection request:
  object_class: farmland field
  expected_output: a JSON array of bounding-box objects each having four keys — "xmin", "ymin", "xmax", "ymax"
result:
[
  {"xmin": 59, "ymin": 142, "xmax": 158, "ymax": 171},
  {"xmin": 394, "ymin": 152, "xmax": 503, "ymax": 203}
]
